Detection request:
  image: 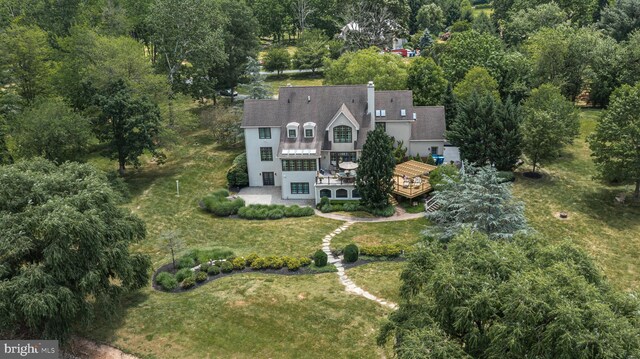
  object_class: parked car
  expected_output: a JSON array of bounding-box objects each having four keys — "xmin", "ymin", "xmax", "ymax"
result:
[{"xmin": 219, "ymin": 89, "xmax": 238, "ymax": 97}]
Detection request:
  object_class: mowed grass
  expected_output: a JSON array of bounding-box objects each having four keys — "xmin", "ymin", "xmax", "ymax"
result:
[
  {"xmin": 86, "ymin": 273, "xmax": 393, "ymax": 359},
  {"xmin": 331, "ymin": 217, "xmax": 429, "ymax": 252},
  {"xmin": 264, "ymin": 73, "xmax": 324, "ymax": 94},
  {"xmin": 347, "ymin": 262, "xmax": 406, "ymax": 304},
  {"xmin": 513, "ymin": 108, "xmax": 640, "ymax": 291}
]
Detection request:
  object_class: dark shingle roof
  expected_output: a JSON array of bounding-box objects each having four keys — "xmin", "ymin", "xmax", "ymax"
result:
[
  {"xmin": 411, "ymin": 106, "xmax": 446, "ymax": 140},
  {"xmin": 241, "ymin": 85, "xmax": 446, "ymax": 152}
]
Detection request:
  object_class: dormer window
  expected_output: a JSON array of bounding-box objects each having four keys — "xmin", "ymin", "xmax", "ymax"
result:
[
  {"xmin": 303, "ymin": 122, "xmax": 316, "ymax": 138},
  {"xmin": 400, "ymin": 109, "xmax": 406, "ymax": 117},
  {"xmin": 286, "ymin": 122, "xmax": 299, "ymax": 138}
]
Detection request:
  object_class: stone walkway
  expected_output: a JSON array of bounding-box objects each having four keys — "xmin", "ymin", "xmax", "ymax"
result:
[
  {"xmin": 314, "ymin": 209, "xmax": 424, "ymax": 222},
  {"xmin": 321, "ymin": 221, "xmax": 398, "ymax": 310}
]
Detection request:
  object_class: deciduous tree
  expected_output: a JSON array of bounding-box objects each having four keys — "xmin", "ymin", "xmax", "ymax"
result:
[
  {"xmin": 263, "ymin": 46, "xmax": 291, "ymax": 75},
  {"xmin": 380, "ymin": 230, "xmax": 640, "ymax": 358},
  {"xmin": 13, "ymin": 97, "xmax": 92, "ymax": 163},
  {"xmin": 453, "ymin": 66, "xmax": 500, "ymax": 103},
  {"xmin": 0, "ymin": 159, "xmax": 151, "ymax": 340},
  {"xmin": 521, "ymin": 84, "xmax": 579, "ymax": 173},
  {"xmin": 589, "ymin": 82, "xmax": 640, "ymax": 200},
  {"xmin": 599, "ymin": 0, "xmax": 640, "ymax": 41},
  {"xmin": 324, "ymin": 47, "xmax": 408, "ymax": 90},
  {"xmin": 416, "ymin": 3, "xmax": 445, "ymax": 34},
  {"xmin": 356, "ymin": 127, "xmax": 395, "ymax": 209},
  {"xmin": 407, "ymin": 57, "xmax": 447, "ymax": 106},
  {"xmin": 292, "ymin": 29, "xmax": 329, "ymax": 73},
  {"xmin": 94, "ymin": 80, "xmax": 162, "ymax": 175}
]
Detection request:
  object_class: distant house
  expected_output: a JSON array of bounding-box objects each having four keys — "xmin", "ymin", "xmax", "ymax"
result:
[{"xmin": 240, "ymin": 83, "xmax": 448, "ymax": 203}]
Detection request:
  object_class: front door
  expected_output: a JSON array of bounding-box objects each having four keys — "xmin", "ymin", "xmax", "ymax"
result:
[{"xmin": 262, "ymin": 172, "xmax": 275, "ymax": 186}]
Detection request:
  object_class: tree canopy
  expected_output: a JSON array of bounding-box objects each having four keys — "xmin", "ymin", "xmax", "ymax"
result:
[
  {"xmin": 453, "ymin": 66, "xmax": 500, "ymax": 104},
  {"xmin": 0, "ymin": 159, "xmax": 151, "ymax": 340},
  {"xmin": 324, "ymin": 47, "xmax": 408, "ymax": 90},
  {"xmin": 380, "ymin": 230, "xmax": 640, "ymax": 358},
  {"xmin": 407, "ymin": 57, "xmax": 447, "ymax": 106},
  {"xmin": 589, "ymin": 82, "xmax": 640, "ymax": 200}
]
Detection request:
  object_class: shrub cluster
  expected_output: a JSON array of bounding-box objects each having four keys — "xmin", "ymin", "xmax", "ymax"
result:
[
  {"xmin": 237, "ymin": 254, "xmax": 312, "ymax": 271},
  {"xmin": 155, "ymin": 272, "xmax": 178, "ymax": 291},
  {"xmin": 207, "ymin": 265, "xmax": 221, "ymax": 276},
  {"xmin": 195, "ymin": 271, "xmax": 207, "ymax": 282},
  {"xmin": 231, "ymin": 257, "xmax": 246, "ymax": 270},
  {"xmin": 227, "ymin": 152, "xmax": 249, "ymax": 188},
  {"xmin": 219, "ymin": 261, "xmax": 233, "ymax": 273},
  {"xmin": 360, "ymin": 244, "xmax": 408, "ymax": 257},
  {"xmin": 202, "ymin": 189, "xmax": 245, "ymax": 217},
  {"xmin": 181, "ymin": 276, "xmax": 196, "ymax": 289},
  {"xmin": 238, "ymin": 204, "xmax": 314, "ymax": 220},
  {"xmin": 317, "ymin": 197, "xmax": 395, "ymax": 217},
  {"xmin": 313, "ymin": 250, "xmax": 328, "ymax": 267},
  {"xmin": 344, "ymin": 244, "xmax": 359, "ymax": 263},
  {"xmin": 175, "ymin": 268, "xmax": 194, "ymax": 283}
]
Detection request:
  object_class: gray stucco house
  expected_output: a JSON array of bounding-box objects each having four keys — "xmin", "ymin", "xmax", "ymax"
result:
[{"xmin": 240, "ymin": 82, "xmax": 449, "ymax": 203}]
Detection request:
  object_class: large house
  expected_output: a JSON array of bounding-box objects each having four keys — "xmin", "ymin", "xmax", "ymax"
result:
[{"xmin": 240, "ymin": 83, "xmax": 450, "ymax": 203}]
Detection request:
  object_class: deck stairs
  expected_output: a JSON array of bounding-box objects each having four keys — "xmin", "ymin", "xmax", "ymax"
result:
[{"xmin": 425, "ymin": 197, "xmax": 441, "ymax": 213}]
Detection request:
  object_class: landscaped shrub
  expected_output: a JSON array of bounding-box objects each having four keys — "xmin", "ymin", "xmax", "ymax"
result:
[
  {"xmin": 207, "ymin": 265, "xmax": 221, "ymax": 276},
  {"xmin": 318, "ymin": 196, "xmax": 330, "ymax": 208},
  {"xmin": 497, "ymin": 171, "xmax": 515, "ymax": 183},
  {"xmin": 175, "ymin": 268, "xmax": 194, "ymax": 283},
  {"xmin": 238, "ymin": 204, "xmax": 312, "ymax": 220},
  {"xmin": 360, "ymin": 244, "xmax": 407, "ymax": 257},
  {"xmin": 267, "ymin": 209, "xmax": 285, "ymax": 219},
  {"xmin": 245, "ymin": 253, "xmax": 259, "ymax": 266},
  {"xmin": 195, "ymin": 271, "xmax": 207, "ymax": 282},
  {"xmin": 266, "ymin": 256, "xmax": 284, "ymax": 269},
  {"xmin": 155, "ymin": 272, "xmax": 178, "ymax": 291},
  {"xmin": 284, "ymin": 205, "xmax": 315, "ymax": 217},
  {"xmin": 176, "ymin": 256, "xmax": 196, "ymax": 269},
  {"xmin": 342, "ymin": 202, "xmax": 360, "ymax": 211},
  {"xmin": 202, "ymin": 189, "xmax": 245, "ymax": 217},
  {"xmin": 219, "ymin": 261, "xmax": 233, "ymax": 273},
  {"xmin": 367, "ymin": 205, "xmax": 395, "ymax": 217},
  {"xmin": 251, "ymin": 257, "xmax": 268, "ymax": 270},
  {"xmin": 199, "ymin": 263, "xmax": 210, "ymax": 272},
  {"xmin": 298, "ymin": 256, "xmax": 312, "ymax": 266},
  {"xmin": 181, "ymin": 276, "xmax": 196, "ymax": 289},
  {"xmin": 344, "ymin": 244, "xmax": 359, "ymax": 263},
  {"xmin": 285, "ymin": 257, "xmax": 301, "ymax": 271},
  {"xmin": 320, "ymin": 204, "xmax": 333, "ymax": 213},
  {"xmin": 227, "ymin": 152, "xmax": 249, "ymax": 188},
  {"xmin": 231, "ymin": 257, "xmax": 246, "ymax": 270},
  {"xmin": 314, "ymin": 250, "xmax": 328, "ymax": 267}
]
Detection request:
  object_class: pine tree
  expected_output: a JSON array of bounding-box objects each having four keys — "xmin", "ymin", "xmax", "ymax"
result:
[
  {"xmin": 245, "ymin": 57, "xmax": 271, "ymax": 99},
  {"xmin": 418, "ymin": 28, "xmax": 433, "ymax": 51},
  {"xmin": 494, "ymin": 98, "xmax": 523, "ymax": 171},
  {"xmin": 356, "ymin": 127, "xmax": 396, "ymax": 209},
  {"xmin": 424, "ymin": 165, "xmax": 528, "ymax": 241}
]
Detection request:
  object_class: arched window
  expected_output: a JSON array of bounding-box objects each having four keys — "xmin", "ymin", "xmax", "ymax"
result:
[
  {"xmin": 320, "ymin": 189, "xmax": 332, "ymax": 198},
  {"xmin": 333, "ymin": 125, "xmax": 352, "ymax": 143},
  {"xmin": 352, "ymin": 189, "xmax": 360, "ymax": 198},
  {"xmin": 336, "ymin": 189, "xmax": 348, "ymax": 198}
]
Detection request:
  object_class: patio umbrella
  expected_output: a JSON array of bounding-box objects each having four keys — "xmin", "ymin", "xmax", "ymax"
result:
[{"xmin": 339, "ymin": 161, "xmax": 358, "ymax": 170}]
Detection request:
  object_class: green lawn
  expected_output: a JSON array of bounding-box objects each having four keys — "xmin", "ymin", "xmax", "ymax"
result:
[
  {"xmin": 513, "ymin": 108, "xmax": 640, "ymax": 291},
  {"xmin": 264, "ymin": 73, "xmax": 324, "ymax": 95},
  {"xmin": 87, "ymin": 273, "xmax": 393, "ymax": 359},
  {"xmin": 331, "ymin": 218, "xmax": 429, "ymax": 252},
  {"xmin": 347, "ymin": 262, "xmax": 406, "ymax": 304}
]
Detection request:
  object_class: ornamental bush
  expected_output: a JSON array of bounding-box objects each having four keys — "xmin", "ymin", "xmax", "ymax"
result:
[
  {"xmin": 202, "ymin": 190, "xmax": 245, "ymax": 217},
  {"xmin": 285, "ymin": 257, "xmax": 301, "ymax": 271},
  {"xmin": 344, "ymin": 244, "xmax": 359, "ymax": 263},
  {"xmin": 219, "ymin": 261, "xmax": 233, "ymax": 273},
  {"xmin": 207, "ymin": 265, "xmax": 221, "ymax": 276},
  {"xmin": 314, "ymin": 250, "xmax": 328, "ymax": 267},
  {"xmin": 155, "ymin": 272, "xmax": 178, "ymax": 291},
  {"xmin": 251, "ymin": 257, "xmax": 268, "ymax": 270},
  {"xmin": 231, "ymin": 257, "xmax": 246, "ymax": 270},
  {"xmin": 298, "ymin": 256, "xmax": 312, "ymax": 266},
  {"xmin": 360, "ymin": 244, "xmax": 407, "ymax": 257},
  {"xmin": 175, "ymin": 268, "xmax": 194, "ymax": 283},
  {"xmin": 267, "ymin": 256, "xmax": 284, "ymax": 269},
  {"xmin": 245, "ymin": 253, "xmax": 259, "ymax": 266},
  {"xmin": 177, "ymin": 256, "xmax": 195, "ymax": 269},
  {"xmin": 199, "ymin": 263, "xmax": 210, "ymax": 272},
  {"xmin": 195, "ymin": 271, "xmax": 207, "ymax": 282},
  {"xmin": 181, "ymin": 276, "xmax": 196, "ymax": 289}
]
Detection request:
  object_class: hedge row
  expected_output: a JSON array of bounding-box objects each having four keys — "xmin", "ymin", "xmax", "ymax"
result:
[
  {"xmin": 202, "ymin": 189, "xmax": 245, "ymax": 217},
  {"xmin": 359, "ymin": 244, "xmax": 409, "ymax": 257},
  {"xmin": 317, "ymin": 197, "xmax": 395, "ymax": 217},
  {"xmin": 238, "ymin": 204, "xmax": 314, "ymax": 220}
]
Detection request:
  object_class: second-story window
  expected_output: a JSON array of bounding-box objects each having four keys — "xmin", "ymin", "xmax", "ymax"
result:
[
  {"xmin": 305, "ymin": 129, "xmax": 313, "ymax": 137},
  {"xmin": 333, "ymin": 125, "xmax": 352, "ymax": 143},
  {"xmin": 260, "ymin": 147, "xmax": 273, "ymax": 161},
  {"xmin": 288, "ymin": 129, "xmax": 297, "ymax": 138},
  {"xmin": 259, "ymin": 128, "xmax": 271, "ymax": 139}
]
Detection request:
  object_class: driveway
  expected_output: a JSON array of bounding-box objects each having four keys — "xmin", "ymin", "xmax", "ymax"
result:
[{"xmin": 237, "ymin": 187, "xmax": 314, "ymax": 207}]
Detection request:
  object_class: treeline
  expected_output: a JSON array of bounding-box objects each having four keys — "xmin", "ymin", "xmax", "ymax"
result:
[{"xmin": 0, "ymin": 0, "xmax": 260, "ymax": 172}]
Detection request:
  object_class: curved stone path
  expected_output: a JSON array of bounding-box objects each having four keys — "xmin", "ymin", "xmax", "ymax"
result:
[
  {"xmin": 321, "ymin": 221, "xmax": 398, "ymax": 310},
  {"xmin": 314, "ymin": 209, "xmax": 424, "ymax": 222}
]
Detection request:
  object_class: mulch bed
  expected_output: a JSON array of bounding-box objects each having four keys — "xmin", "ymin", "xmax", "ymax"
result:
[
  {"xmin": 523, "ymin": 171, "xmax": 543, "ymax": 179},
  {"xmin": 152, "ymin": 256, "xmax": 406, "ymax": 293}
]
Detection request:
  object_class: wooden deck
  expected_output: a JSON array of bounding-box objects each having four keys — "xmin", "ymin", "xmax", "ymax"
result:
[{"xmin": 392, "ymin": 175, "xmax": 432, "ymax": 199}]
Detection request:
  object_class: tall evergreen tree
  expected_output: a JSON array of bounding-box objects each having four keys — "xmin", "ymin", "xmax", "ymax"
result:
[
  {"xmin": 494, "ymin": 98, "xmax": 523, "ymax": 171},
  {"xmin": 0, "ymin": 159, "xmax": 151, "ymax": 340},
  {"xmin": 356, "ymin": 127, "xmax": 396, "ymax": 209},
  {"xmin": 245, "ymin": 57, "xmax": 271, "ymax": 100},
  {"xmin": 424, "ymin": 165, "xmax": 528, "ymax": 241}
]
